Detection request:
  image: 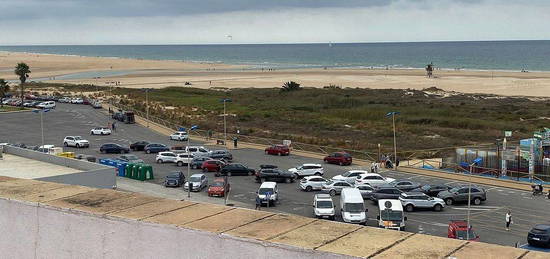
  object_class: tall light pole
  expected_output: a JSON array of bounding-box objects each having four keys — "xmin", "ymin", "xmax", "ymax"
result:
[
  {"xmin": 33, "ymin": 108, "xmax": 51, "ymax": 148},
  {"xmin": 187, "ymin": 125, "xmax": 199, "ymax": 198},
  {"xmin": 142, "ymin": 88, "xmax": 152, "ymax": 127},
  {"xmin": 221, "ymin": 98, "xmax": 232, "ymax": 146},
  {"xmin": 386, "ymin": 111, "xmax": 400, "ymax": 167},
  {"xmin": 467, "ymin": 157, "xmax": 482, "ymax": 240}
]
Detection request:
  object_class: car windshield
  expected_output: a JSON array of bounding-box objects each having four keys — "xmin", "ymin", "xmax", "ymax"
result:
[
  {"xmin": 380, "ymin": 210, "xmax": 403, "ymax": 221},
  {"xmin": 343, "ymin": 203, "xmax": 364, "ymax": 213},
  {"xmin": 449, "ymin": 187, "xmax": 460, "ymax": 193},
  {"xmin": 74, "ymin": 136, "xmax": 82, "ymax": 140},
  {"xmin": 325, "ymin": 180, "xmax": 334, "ymax": 185},
  {"xmin": 421, "ymin": 185, "xmax": 431, "ymax": 191},
  {"xmin": 211, "ymin": 181, "xmax": 225, "ymax": 187},
  {"xmin": 342, "ymin": 172, "xmax": 351, "ymax": 177},
  {"xmin": 258, "ymin": 188, "xmax": 274, "ymax": 195},
  {"xmin": 167, "ymin": 174, "xmax": 180, "ymax": 179},
  {"xmin": 456, "ymin": 230, "xmax": 477, "ymax": 240},
  {"xmin": 316, "ymin": 200, "xmax": 333, "ymax": 209},
  {"xmin": 190, "ymin": 176, "xmax": 201, "ymax": 182}
]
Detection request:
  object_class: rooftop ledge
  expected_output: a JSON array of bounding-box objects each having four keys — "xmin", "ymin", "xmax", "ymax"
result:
[{"xmin": 0, "ymin": 176, "xmax": 547, "ymax": 259}]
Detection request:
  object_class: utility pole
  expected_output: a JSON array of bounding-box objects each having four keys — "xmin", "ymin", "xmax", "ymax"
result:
[
  {"xmin": 146, "ymin": 89, "xmax": 149, "ymax": 128},
  {"xmin": 392, "ymin": 113, "xmax": 397, "ymax": 167}
]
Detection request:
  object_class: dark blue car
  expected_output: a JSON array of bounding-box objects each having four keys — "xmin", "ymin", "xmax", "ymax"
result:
[
  {"xmin": 100, "ymin": 143, "xmax": 130, "ymax": 154},
  {"xmin": 144, "ymin": 143, "xmax": 170, "ymax": 154}
]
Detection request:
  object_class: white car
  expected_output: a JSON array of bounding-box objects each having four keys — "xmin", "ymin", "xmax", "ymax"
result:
[
  {"xmin": 37, "ymin": 101, "xmax": 56, "ymax": 109},
  {"xmin": 300, "ymin": 176, "xmax": 329, "ymax": 192},
  {"xmin": 71, "ymin": 98, "xmax": 84, "ymax": 104},
  {"xmin": 399, "ymin": 192, "xmax": 445, "ymax": 212},
  {"xmin": 175, "ymin": 153, "xmax": 194, "ymax": 167},
  {"xmin": 170, "ymin": 131, "xmax": 189, "ymax": 141},
  {"xmin": 186, "ymin": 146, "xmax": 210, "ymax": 157},
  {"xmin": 58, "ymin": 97, "xmax": 71, "ymax": 103},
  {"xmin": 288, "ymin": 164, "xmax": 324, "ymax": 178},
  {"xmin": 354, "ymin": 173, "xmax": 395, "ymax": 187},
  {"xmin": 156, "ymin": 152, "xmax": 178, "ymax": 163},
  {"xmin": 313, "ymin": 194, "xmax": 335, "ymax": 220},
  {"xmin": 90, "ymin": 127, "xmax": 112, "ymax": 135},
  {"xmin": 63, "ymin": 136, "xmax": 89, "ymax": 148},
  {"xmin": 184, "ymin": 173, "xmax": 208, "ymax": 191},
  {"xmin": 332, "ymin": 170, "xmax": 369, "ymax": 184}
]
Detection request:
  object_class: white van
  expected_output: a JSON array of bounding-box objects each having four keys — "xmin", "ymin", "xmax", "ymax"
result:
[
  {"xmin": 37, "ymin": 101, "xmax": 56, "ymax": 109},
  {"xmin": 340, "ymin": 188, "xmax": 367, "ymax": 225},
  {"xmin": 377, "ymin": 199, "xmax": 407, "ymax": 230},
  {"xmin": 257, "ymin": 181, "xmax": 278, "ymax": 206}
]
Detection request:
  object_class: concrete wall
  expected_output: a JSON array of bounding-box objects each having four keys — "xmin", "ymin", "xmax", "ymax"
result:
[
  {"xmin": 0, "ymin": 198, "xmax": 354, "ymax": 259},
  {"xmin": 37, "ymin": 168, "xmax": 116, "ymax": 189}
]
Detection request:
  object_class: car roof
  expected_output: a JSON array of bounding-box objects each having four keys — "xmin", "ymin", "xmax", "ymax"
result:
[
  {"xmin": 534, "ymin": 224, "xmax": 550, "ymax": 230},
  {"xmin": 302, "ymin": 163, "xmax": 322, "ymax": 167},
  {"xmin": 401, "ymin": 192, "xmax": 427, "ymax": 197},
  {"xmin": 315, "ymin": 194, "xmax": 332, "ymax": 200},
  {"xmin": 304, "ymin": 175, "xmax": 324, "ymax": 180},
  {"xmin": 259, "ymin": 182, "xmax": 277, "ymax": 188},
  {"xmin": 348, "ymin": 170, "xmax": 369, "ymax": 174},
  {"xmin": 190, "ymin": 173, "xmax": 205, "ymax": 177},
  {"xmin": 358, "ymin": 172, "xmax": 382, "ymax": 177}
]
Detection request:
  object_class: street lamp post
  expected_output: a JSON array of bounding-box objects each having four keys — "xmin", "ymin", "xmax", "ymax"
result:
[
  {"xmin": 220, "ymin": 98, "xmax": 232, "ymax": 146},
  {"xmin": 386, "ymin": 111, "xmax": 400, "ymax": 167},
  {"xmin": 467, "ymin": 157, "xmax": 482, "ymax": 240},
  {"xmin": 187, "ymin": 125, "xmax": 199, "ymax": 198},
  {"xmin": 33, "ymin": 108, "xmax": 51, "ymax": 148}
]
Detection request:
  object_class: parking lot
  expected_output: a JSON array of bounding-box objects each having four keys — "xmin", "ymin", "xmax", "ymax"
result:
[{"xmin": 2, "ymin": 103, "xmax": 550, "ymax": 248}]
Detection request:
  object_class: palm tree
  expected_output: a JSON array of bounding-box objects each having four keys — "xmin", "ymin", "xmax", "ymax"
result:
[
  {"xmin": 14, "ymin": 62, "xmax": 31, "ymax": 106},
  {"xmin": 281, "ymin": 81, "xmax": 301, "ymax": 92},
  {"xmin": 0, "ymin": 79, "xmax": 9, "ymax": 107}
]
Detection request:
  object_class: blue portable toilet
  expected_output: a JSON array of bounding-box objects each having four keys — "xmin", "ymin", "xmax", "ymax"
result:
[
  {"xmin": 115, "ymin": 161, "xmax": 127, "ymax": 177},
  {"xmin": 99, "ymin": 158, "xmax": 112, "ymax": 166}
]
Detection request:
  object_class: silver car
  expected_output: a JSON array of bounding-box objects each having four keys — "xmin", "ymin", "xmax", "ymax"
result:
[
  {"xmin": 321, "ymin": 180, "xmax": 354, "ymax": 196},
  {"xmin": 300, "ymin": 176, "xmax": 329, "ymax": 192},
  {"xmin": 184, "ymin": 173, "xmax": 208, "ymax": 192},
  {"xmin": 399, "ymin": 192, "xmax": 445, "ymax": 212}
]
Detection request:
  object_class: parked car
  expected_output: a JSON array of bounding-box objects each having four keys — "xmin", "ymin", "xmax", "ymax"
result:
[
  {"xmin": 356, "ymin": 184, "xmax": 375, "ymax": 199},
  {"xmin": 313, "ymin": 194, "xmax": 335, "ymax": 220},
  {"xmin": 99, "ymin": 143, "xmax": 129, "ymax": 154},
  {"xmin": 259, "ymin": 164, "xmax": 278, "ymax": 169},
  {"xmin": 118, "ymin": 154, "xmax": 144, "ymax": 164},
  {"xmin": 448, "ymin": 220, "xmax": 479, "ymax": 241},
  {"xmin": 255, "ymin": 168, "xmax": 296, "ymax": 183},
  {"xmin": 156, "ymin": 151, "xmax": 178, "ymax": 163},
  {"xmin": 183, "ymin": 173, "xmax": 208, "ymax": 192},
  {"xmin": 164, "ymin": 171, "xmax": 185, "ymax": 187},
  {"xmin": 332, "ymin": 170, "xmax": 369, "ymax": 184},
  {"xmin": 300, "ymin": 176, "xmax": 330, "ymax": 192},
  {"xmin": 388, "ymin": 180, "xmax": 421, "ymax": 192},
  {"xmin": 437, "ymin": 186, "xmax": 487, "ymax": 206},
  {"xmin": 528, "ymin": 224, "xmax": 550, "ymax": 247},
  {"xmin": 257, "ymin": 182, "xmax": 278, "ymax": 206},
  {"xmin": 170, "ymin": 131, "xmax": 189, "ymax": 141},
  {"xmin": 90, "ymin": 127, "xmax": 112, "ymax": 135},
  {"xmin": 216, "ymin": 163, "xmax": 255, "ymax": 177},
  {"xmin": 321, "ymin": 180, "xmax": 354, "ymax": 196},
  {"xmin": 264, "ymin": 144, "xmax": 290, "ymax": 156},
  {"xmin": 144, "ymin": 143, "xmax": 170, "ymax": 154},
  {"xmin": 354, "ymin": 173, "xmax": 395, "ymax": 187},
  {"xmin": 411, "ymin": 184, "xmax": 452, "ymax": 197},
  {"xmin": 71, "ymin": 98, "xmax": 84, "ymax": 104},
  {"xmin": 209, "ymin": 150, "xmax": 233, "ymax": 162},
  {"xmin": 399, "ymin": 192, "xmax": 445, "ymax": 212},
  {"xmin": 186, "ymin": 146, "xmax": 211, "ymax": 157},
  {"xmin": 58, "ymin": 97, "xmax": 71, "ymax": 103},
  {"xmin": 91, "ymin": 100, "xmax": 102, "ymax": 109},
  {"xmin": 202, "ymin": 159, "xmax": 226, "ymax": 172},
  {"xmin": 323, "ymin": 152, "xmax": 352, "ymax": 166},
  {"xmin": 288, "ymin": 164, "xmax": 324, "ymax": 178},
  {"xmin": 207, "ymin": 178, "xmax": 230, "ymax": 197},
  {"xmin": 370, "ymin": 187, "xmax": 403, "ymax": 202},
  {"xmin": 190, "ymin": 156, "xmax": 210, "ymax": 169},
  {"xmin": 341, "ymin": 188, "xmax": 368, "ymax": 225},
  {"xmin": 175, "ymin": 153, "xmax": 194, "ymax": 167},
  {"xmin": 37, "ymin": 101, "xmax": 56, "ymax": 109},
  {"xmin": 63, "ymin": 136, "xmax": 90, "ymax": 148},
  {"xmin": 130, "ymin": 141, "xmax": 149, "ymax": 151}
]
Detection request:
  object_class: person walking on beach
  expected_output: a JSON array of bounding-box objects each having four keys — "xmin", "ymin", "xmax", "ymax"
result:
[{"xmin": 505, "ymin": 211, "xmax": 513, "ymax": 231}]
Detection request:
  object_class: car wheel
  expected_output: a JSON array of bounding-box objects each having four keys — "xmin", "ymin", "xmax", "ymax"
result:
[
  {"xmin": 157, "ymin": 159, "xmax": 163, "ymax": 164},
  {"xmin": 192, "ymin": 164, "xmax": 197, "ymax": 169},
  {"xmin": 445, "ymin": 198, "xmax": 453, "ymax": 206},
  {"xmin": 227, "ymin": 172, "xmax": 232, "ymax": 177},
  {"xmin": 314, "ymin": 172, "xmax": 321, "ymax": 176},
  {"xmin": 76, "ymin": 143, "xmax": 80, "ymax": 148},
  {"xmin": 294, "ymin": 173, "xmax": 300, "ymax": 179},
  {"xmin": 177, "ymin": 162, "xmax": 183, "ymax": 167},
  {"xmin": 473, "ymin": 197, "xmax": 481, "ymax": 205},
  {"xmin": 434, "ymin": 204, "xmax": 443, "ymax": 211},
  {"xmin": 261, "ymin": 178, "xmax": 266, "ymax": 183},
  {"xmin": 323, "ymin": 159, "xmax": 328, "ymax": 163},
  {"xmin": 305, "ymin": 186, "xmax": 313, "ymax": 192},
  {"xmin": 64, "ymin": 142, "xmax": 68, "ymax": 147},
  {"xmin": 285, "ymin": 178, "xmax": 291, "ymax": 183},
  {"xmin": 339, "ymin": 161, "xmax": 343, "ymax": 166},
  {"xmin": 203, "ymin": 167, "xmax": 208, "ymax": 173},
  {"xmin": 277, "ymin": 152, "xmax": 281, "ymax": 156},
  {"xmin": 265, "ymin": 151, "xmax": 269, "ymax": 155},
  {"xmin": 146, "ymin": 150, "xmax": 151, "ymax": 154},
  {"xmin": 405, "ymin": 204, "xmax": 414, "ymax": 212},
  {"xmin": 100, "ymin": 149, "xmax": 105, "ymax": 154},
  {"xmin": 329, "ymin": 190, "xmax": 336, "ymax": 196}
]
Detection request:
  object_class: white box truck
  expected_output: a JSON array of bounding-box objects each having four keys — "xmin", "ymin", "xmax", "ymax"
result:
[
  {"xmin": 340, "ymin": 188, "xmax": 368, "ymax": 225},
  {"xmin": 377, "ymin": 199, "xmax": 407, "ymax": 230}
]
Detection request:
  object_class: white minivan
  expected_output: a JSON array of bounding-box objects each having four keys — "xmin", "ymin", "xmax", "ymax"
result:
[
  {"xmin": 377, "ymin": 199, "xmax": 407, "ymax": 230},
  {"xmin": 257, "ymin": 181, "xmax": 278, "ymax": 206},
  {"xmin": 37, "ymin": 101, "xmax": 56, "ymax": 109},
  {"xmin": 340, "ymin": 188, "xmax": 368, "ymax": 225}
]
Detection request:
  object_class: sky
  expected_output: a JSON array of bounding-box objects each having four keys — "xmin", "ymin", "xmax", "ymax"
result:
[{"xmin": 0, "ymin": 0, "xmax": 549, "ymax": 45}]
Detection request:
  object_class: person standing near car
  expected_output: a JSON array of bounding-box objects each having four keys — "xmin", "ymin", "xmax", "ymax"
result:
[
  {"xmin": 505, "ymin": 211, "xmax": 512, "ymax": 231},
  {"xmin": 255, "ymin": 195, "xmax": 261, "ymax": 210}
]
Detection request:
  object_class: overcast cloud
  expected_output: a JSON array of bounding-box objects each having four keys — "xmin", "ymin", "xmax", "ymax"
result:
[{"xmin": 0, "ymin": 0, "xmax": 549, "ymax": 45}]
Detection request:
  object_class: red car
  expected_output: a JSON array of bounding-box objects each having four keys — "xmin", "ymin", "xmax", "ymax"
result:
[
  {"xmin": 265, "ymin": 144, "xmax": 290, "ymax": 156},
  {"xmin": 207, "ymin": 178, "xmax": 230, "ymax": 197},
  {"xmin": 202, "ymin": 160, "xmax": 226, "ymax": 172},
  {"xmin": 323, "ymin": 152, "xmax": 352, "ymax": 166},
  {"xmin": 448, "ymin": 220, "xmax": 479, "ymax": 241}
]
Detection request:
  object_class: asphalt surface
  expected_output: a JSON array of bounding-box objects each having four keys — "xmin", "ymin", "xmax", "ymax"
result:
[{"xmin": 2, "ymin": 103, "xmax": 550, "ymax": 248}]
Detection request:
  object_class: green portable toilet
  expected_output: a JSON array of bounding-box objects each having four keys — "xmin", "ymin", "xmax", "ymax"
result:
[
  {"xmin": 142, "ymin": 165, "xmax": 154, "ymax": 180},
  {"xmin": 125, "ymin": 163, "xmax": 134, "ymax": 178},
  {"xmin": 133, "ymin": 164, "xmax": 143, "ymax": 180}
]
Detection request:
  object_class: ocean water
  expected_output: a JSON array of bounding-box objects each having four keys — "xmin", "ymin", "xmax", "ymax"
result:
[{"xmin": 1, "ymin": 41, "xmax": 550, "ymax": 71}]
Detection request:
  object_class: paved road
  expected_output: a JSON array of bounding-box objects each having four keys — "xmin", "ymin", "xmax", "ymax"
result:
[{"xmin": 2, "ymin": 103, "xmax": 550, "ymax": 248}]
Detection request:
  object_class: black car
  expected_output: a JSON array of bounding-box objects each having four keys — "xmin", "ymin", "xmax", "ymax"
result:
[
  {"xmin": 370, "ymin": 187, "xmax": 403, "ymax": 202},
  {"xmin": 528, "ymin": 224, "xmax": 550, "ymax": 247},
  {"xmin": 164, "ymin": 171, "xmax": 186, "ymax": 187},
  {"xmin": 412, "ymin": 184, "xmax": 452, "ymax": 197},
  {"xmin": 260, "ymin": 164, "xmax": 278, "ymax": 169},
  {"xmin": 216, "ymin": 163, "xmax": 256, "ymax": 177},
  {"xmin": 100, "ymin": 143, "xmax": 130, "ymax": 154},
  {"xmin": 130, "ymin": 141, "xmax": 150, "ymax": 151},
  {"xmin": 388, "ymin": 180, "xmax": 421, "ymax": 192},
  {"xmin": 209, "ymin": 150, "xmax": 233, "ymax": 162},
  {"xmin": 144, "ymin": 143, "xmax": 170, "ymax": 154},
  {"xmin": 255, "ymin": 168, "xmax": 296, "ymax": 183}
]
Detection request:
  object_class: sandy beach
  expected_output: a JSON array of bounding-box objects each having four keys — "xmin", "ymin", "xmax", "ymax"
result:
[{"xmin": 2, "ymin": 51, "xmax": 550, "ymax": 97}]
